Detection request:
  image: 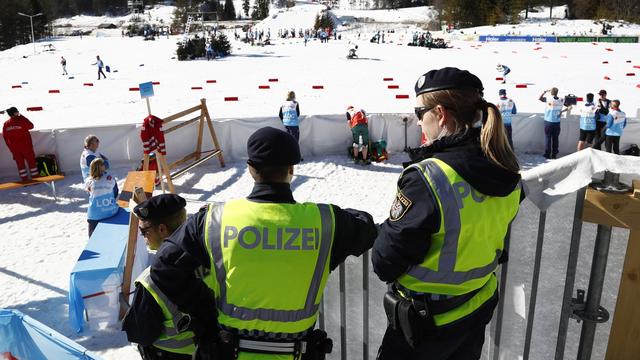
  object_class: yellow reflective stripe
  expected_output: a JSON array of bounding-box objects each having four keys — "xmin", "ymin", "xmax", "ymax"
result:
[
  {"xmin": 432, "ymin": 274, "xmax": 498, "ymax": 326},
  {"xmin": 206, "ymin": 203, "xmax": 334, "ymax": 323}
]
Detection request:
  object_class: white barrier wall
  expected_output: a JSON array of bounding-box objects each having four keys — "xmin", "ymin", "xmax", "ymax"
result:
[{"xmin": 0, "ymin": 112, "xmax": 637, "ymax": 178}]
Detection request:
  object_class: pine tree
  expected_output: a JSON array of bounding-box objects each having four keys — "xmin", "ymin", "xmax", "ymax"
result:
[
  {"xmin": 242, "ymin": 0, "xmax": 250, "ymax": 17},
  {"xmin": 224, "ymin": 0, "xmax": 236, "ymax": 20}
]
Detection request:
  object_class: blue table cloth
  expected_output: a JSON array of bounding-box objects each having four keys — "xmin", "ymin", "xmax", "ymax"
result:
[
  {"xmin": 0, "ymin": 309, "xmax": 100, "ymax": 359},
  {"xmin": 68, "ymin": 208, "xmax": 130, "ymax": 333}
]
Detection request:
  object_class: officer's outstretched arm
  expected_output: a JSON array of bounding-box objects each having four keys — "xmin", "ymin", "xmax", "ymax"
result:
[{"xmin": 328, "ymin": 205, "xmax": 378, "ymax": 271}]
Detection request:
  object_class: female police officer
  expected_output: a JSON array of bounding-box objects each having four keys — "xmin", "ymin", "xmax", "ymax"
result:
[{"xmin": 373, "ymin": 67, "xmax": 521, "ymax": 359}]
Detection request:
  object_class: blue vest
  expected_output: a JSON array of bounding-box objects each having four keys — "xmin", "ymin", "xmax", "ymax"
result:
[
  {"xmin": 86, "ymin": 175, "xmax": 119, "ymax": 221},
  {"xmin": 579, "ymin": 103, "xmax": 597, "ymax": 131},
  {"xmin": 605, "ymin": 110, "xmax": 626, "ymax": 137},
  {"xmin": 497, "ymin": 98, "xmax": 516, "ymax": 125},
  {"xmin": 281, "ymin": 101, "xmax": 299, "ymax": 127},
  {"xmin": 543, "ymin": 97, "xmax": 564, "ymax": 123},
  {"xmin": 80, "ymin": 149, "xmax": 109, "ymax": 182}
]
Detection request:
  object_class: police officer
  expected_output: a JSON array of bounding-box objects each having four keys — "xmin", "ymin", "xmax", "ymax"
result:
[
  {"xmin": 373, "ymin": 67, "xmax": 522, "ymax": 359},
  {"xmin": 150, "ymin": 126, "xmax": 378, "ymax": 359},
  {"xmin": 122, "ymin": 194, "xmax": 195, "ymax": 359}
]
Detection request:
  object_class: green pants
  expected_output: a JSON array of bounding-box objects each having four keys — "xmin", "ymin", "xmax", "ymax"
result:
[{"xmin": 351, "ymin": 124, "xmax": 369, "ymax": 147}]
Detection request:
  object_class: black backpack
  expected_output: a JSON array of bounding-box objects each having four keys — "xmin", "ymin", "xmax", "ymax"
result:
[
  {"xmin": 36, "ymin": 154, "xmax": 59, "ymax": 176},
  {"xmin": 623, "ymin": 144, "xmax": 639, "ymax": 157}
]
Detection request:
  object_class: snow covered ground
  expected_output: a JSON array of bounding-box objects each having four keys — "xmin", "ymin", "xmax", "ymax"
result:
[{"xmin": 1, "ymin": 2, "xmax": 639, "ymax": 360}]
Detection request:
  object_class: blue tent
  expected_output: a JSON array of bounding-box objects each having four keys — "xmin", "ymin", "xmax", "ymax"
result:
[{"xmin": 0, "ymin": 309, "xmax": 100, "ymax": 360}]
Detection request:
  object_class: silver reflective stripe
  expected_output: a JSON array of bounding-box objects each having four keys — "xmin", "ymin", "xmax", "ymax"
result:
[
  {"xmin": 406, "ymin": 160, "xmax": 500, "ymax": 285},
  {"xmin": 142, "ymin": 270, "xmax": 182, "ymax": 335},
  {"xmin": 207, "ymin": 203, "xmax": 333, "ymax": 322},
  {"xmin": 239, "ymin": 339, "xmax": 296, "ymax": 353},
  {"xmin": 154, "ymin": 337, "xmax": 195, "ymax": 349}
]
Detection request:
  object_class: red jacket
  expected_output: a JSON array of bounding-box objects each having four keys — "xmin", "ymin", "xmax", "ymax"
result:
[
  {"xmin": 3, "ymin": 115, "xmax": 34, "ymax": 152},
  {"xmin": 347, "ymin": 109, "xmax": 368, "ymax": 128},
  {"xmin": 140, "ymin": 115, "xmax": 166, "ymax": 155}
]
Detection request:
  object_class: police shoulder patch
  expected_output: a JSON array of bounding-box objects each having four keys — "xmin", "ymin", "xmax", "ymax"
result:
[{"xmin": 389, "ymin": 190, "xmax": 412, "ymax": 222}]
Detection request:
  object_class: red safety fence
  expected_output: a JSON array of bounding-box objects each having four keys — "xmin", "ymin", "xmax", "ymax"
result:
[
  {"xmin": 496, "ymin": 77, "xmax": 504, "ymax": 81},
  {"xmin": 312, "ymin": 85, "xmax": 324, "ymax": 89},
  {"xmin": 191, "ymin": 86, "xmax": 203, "ymax": 90},
  {"xmin": 515, "ymin": 84, "xmax": 528, "ymax": 88},
  {"xmin": 206, "ymin": 80, "xmax": 217, "ymax": 83},
  {"xmin": 268, "ymin": 78, "xmax": 279, "ymax": 82},
  {"xmin": 258, "ymin": 85, "xmax": 270, "ymax": 89},
  {"xmin": 12, "ymin": 85, "xmax": 22, "ymax": 88},
  {"xmin": 129, "ymin": 87, "xmax": 139, "ymax": 91},
  {"xmin": 387, "ymin": 85, "xmax": 399, "ymax": 89},
  {"xmin": 84, "ymin": 83, "xmax": 94, "ymax": 86},
  {"xmin": 27, "ymin": 106, "xmax": 43, "ymax": 111},
  {"xmin": 48, "ymin": 90, "xmax": 60, "ymax": 93},
  {"xmin": 224, "ymin": 97, "xmax": 239, "ymax": 101},
  {"xmin": 152, "ymin": 81, "xmax": 160, "ymax": 85},
  {"xmin": 604, "ymin": 76, "xmax": 611, "ymax": 80},
  {"xmin": 395, "ymin": 94, "xmax": 409, "ymax": 99},
  {"xmin": 627, "ymin": 73, "xmax": 636, "ymax": 76},
  {"xmin": 383, "ymin": 78, "xmax": 393, "ymax": 81}
]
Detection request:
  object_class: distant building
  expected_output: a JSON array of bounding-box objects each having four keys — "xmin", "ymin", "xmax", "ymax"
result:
[{"xmin": 128, "ymin": 0, "xmax": 144, "ymax": 13}]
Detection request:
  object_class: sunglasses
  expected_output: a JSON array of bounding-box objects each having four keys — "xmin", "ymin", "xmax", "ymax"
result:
[
  {"xmin": 414, "ymin": 106, "xmax": 435, "ymax": 121},
  {"xmin": 139, "ymin": 224, "xmax": 156, "ymax": 237}
]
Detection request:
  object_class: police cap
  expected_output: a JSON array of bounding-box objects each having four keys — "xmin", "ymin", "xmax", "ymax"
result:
[
  {"xmin": 414, "ymin": 67, "xmax": 484, "ymax": 97},
  {"xmin": 247, "ymin": 126, "xmax": 301, "ymax": 168},
  {"xmin": 133, "ymin": 194, "xmax": 186, "ymax": 221}
]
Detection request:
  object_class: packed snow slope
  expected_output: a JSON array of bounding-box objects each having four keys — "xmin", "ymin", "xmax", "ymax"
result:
[{"xmin": 1, "ymin": 4, "xmax": 639, "ymax": 131}]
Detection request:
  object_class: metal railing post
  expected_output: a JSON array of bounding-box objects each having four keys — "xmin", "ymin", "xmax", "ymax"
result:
[
  {"xmin": 523, "ymin": 210, "xmax": 547, "ymax": 359},
  {"xmin": 554, "ymin": 187, "xmax": 586, "ymax": 359},
  {"xmin": 339, "ymin": 263, "xmax": 347, "ymax": 360},
  {"xmin": 577, "ymin": 224, "xmax": 612, "ymax": 359},
  {"xmin": 491, "ymin": 227, "xmax": 512, "ymax": 360},
  {"xmin": 363, "ymin": 250, "xmax": 370, "ymax": 360}
]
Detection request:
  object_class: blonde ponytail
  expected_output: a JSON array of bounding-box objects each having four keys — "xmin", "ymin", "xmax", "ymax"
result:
[{"xmin": 481, "ymin": 103, "xmax": 519, "ymax": 173}]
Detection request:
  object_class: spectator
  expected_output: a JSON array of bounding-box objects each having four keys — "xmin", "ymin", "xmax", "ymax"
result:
[
  {"xmin": 604, "ymin": 100, "xmax": 627, "ymax": 154},
  {"xmin": 80, "ymin": 135, "xmax": 110, "ymax": 182},
  {"xmin": 538, "ymin": 87, "xmax": 570, "ymax": 159},
  {"xmin": 205, "ymin": 42, "xmax": 214, "ymax": 60},
  {"xmin": 278, "ymin": 91, "xmax": 301, "ymax": 144},
  {"xmin": 496, "ymin": 89, "xmax": 517, "ymax": 149},
  {"xmin": 346, "ymin": 106, "xmax": 370, "ymax": 165},
  {"xmin": 577, "ymin": 93, "xmax": 597, "ymax": 151},
  {"xmin": 93, "ymin": 55, "xmax": 107, "ymax": 80},
  {"xmin": 2, "ymin": 107, "xmax": 39, "ymax": 180},
  {"xmin": 61, "ymin": 56, "xmax": 68, "ymax": 75},
  {"xmin": 592, "ymin": 89, "xmax": 611, "ymax": 150},
  {"xmin": 85, "ymin": 158, "xmax": 119, "ymax": 237}
]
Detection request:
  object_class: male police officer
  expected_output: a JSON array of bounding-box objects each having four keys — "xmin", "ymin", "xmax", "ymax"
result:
[
  {"xmin": 150, "ymin": 126, "xmax": 378, "ymax": 359},
  {"xmin": 122, "ymin": 194, "xmax": 195, "ymax": 359}
]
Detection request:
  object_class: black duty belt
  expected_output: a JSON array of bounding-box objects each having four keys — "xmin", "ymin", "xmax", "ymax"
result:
[{"xmin": 396, "ymin": 285, "xmax": 481, "ymax": 315}]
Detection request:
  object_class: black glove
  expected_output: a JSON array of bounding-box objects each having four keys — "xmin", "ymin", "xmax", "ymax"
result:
[{"xmin": 192, "ymin": 339, "xmax": 218, "ymax": 360}]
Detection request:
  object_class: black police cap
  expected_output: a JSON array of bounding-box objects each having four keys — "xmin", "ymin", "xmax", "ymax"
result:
[
  {"xmin": 247, "ymin": 126, "xmax": 301, "ymax": 168},
  {"xmin": 133, "ymin": 194, "xmax": 186, "ymax": 221},
  {"xmin": 414, "ymin": 67, "xmax": 484, "ymax": 96}
]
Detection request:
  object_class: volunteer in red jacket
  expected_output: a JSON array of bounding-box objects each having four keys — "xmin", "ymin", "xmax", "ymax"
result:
[{"xmin": 2, "ymin": 107, "xmax": 39, "ymax": 180}]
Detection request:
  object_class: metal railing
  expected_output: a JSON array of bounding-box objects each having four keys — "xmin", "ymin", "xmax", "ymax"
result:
[{"xmin": 317, "ymin": 149, "xmax": 640, "ymax": 360}]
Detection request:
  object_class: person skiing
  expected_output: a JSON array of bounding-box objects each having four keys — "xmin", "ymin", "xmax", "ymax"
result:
[
  {"xmin": 496, "ymin": 64, "xmax": 510, "ymax": 84},
  {"xmin": 94, "ymin": 55, "xmax": 107, "ymax": 80},
  {"xmin": 61, "ymin": 56, "xmax": 68, "ymax": 75},
  {"xmin": 347, "ymin": 42, "xmax": 358, "ymax": 59},
  {"xmin": 2, "ymin": 107, "xmax": 39, "ymax": 180}
]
